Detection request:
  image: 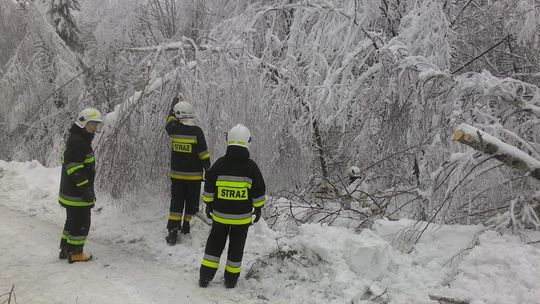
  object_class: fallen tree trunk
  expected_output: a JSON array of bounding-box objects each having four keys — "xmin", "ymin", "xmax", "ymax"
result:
[{"xmin": 452, "ymin": 123, "xmax": 540, "ymax": 181}]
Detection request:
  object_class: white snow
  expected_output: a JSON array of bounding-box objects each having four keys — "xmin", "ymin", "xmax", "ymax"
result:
[{"xmin": 1, "ymin": 160, "xmax": 540, "ymax": 303}]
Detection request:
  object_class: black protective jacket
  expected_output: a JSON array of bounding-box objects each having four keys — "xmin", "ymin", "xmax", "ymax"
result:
[
  {"xmin": 202, "ymin": 146, "xmax": 266, "ymax": 225},
  {"xmin": 58, "ymin": 124, "xmax": 96, "ymax": 208},
  {"xmin": 166, "ymin": 116, "xmax": 211, "ymax": 181}
]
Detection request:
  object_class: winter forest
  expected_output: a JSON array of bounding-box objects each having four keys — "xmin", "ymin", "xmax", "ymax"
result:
[{"xmin": 1, "ymin": 0, "xmax": 540, "ymax": 303}]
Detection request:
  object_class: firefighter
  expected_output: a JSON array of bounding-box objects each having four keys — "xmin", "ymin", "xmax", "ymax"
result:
[
  {"xmin": 58, "ymin": 108, "xmax": 103, "ymax": 263},
  {"xmin": 165, "ymin": 99, "xmax": 211, "ymax": 245},
  {"xmin": 199, "ymin": 124, "xmax": 266, "ymax": 288}
]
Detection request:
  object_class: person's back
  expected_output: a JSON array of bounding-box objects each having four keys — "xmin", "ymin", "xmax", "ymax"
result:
[
  {"xmin": 166, "ymin": 121, "xmax": 209, "ymax": 180},
  {"xmin": 164, "ymin": 99, "xmax": 210, "ymax": 245},
  {"xmin": 199, "ymin": 124, "xmax": 266, "ymax": 288},
  {"xmin": 205, "ymin": 145, "xmax": 265, "ymax": 225}
]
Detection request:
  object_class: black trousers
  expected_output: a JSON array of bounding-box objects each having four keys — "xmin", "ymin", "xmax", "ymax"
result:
[
  {"xmin": 200, "ymin": 222, "xmax": 249, "ymax": 284},
  {"xmin": 60, "ymin": 206, "xmax": 91, "ymax": 254},
  {"xmin": 167, "ymin": 180, "xmax": 201, "ymax": 233}
]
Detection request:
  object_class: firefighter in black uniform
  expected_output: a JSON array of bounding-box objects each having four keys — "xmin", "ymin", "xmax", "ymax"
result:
[
  {"xmin": 199, "ymin": 124, "xmax": 266, "ymax": 288},
  {"xmin": 165, "ymin": 99, "xmax": 211, "ymax": 245},
  {"xmin": 58, "ymin": 108, "xmax": 103, "ymax": 263}
]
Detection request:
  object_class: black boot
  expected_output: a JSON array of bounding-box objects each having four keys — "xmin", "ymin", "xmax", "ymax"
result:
[
  {"xmin": 165, "ymin": 230, "xmax": 178, "ymax": 245},
  {"xmin": 198, "ymin": 278, "xmax": 210, "ymax": 288},
  {"xmin": 224, "ymin": 279, "xmax": 237, "ymax": 289},
  {"xmin": 59, "ymin": 239, "xmax": 67, "ymax": 260},
  {"xmin": 59, "ymin": 247, "xmax": 67, "ymax": 260},
  {"xmin": 181, "ymin": 221, "xmax": 190, "ymax": 234}
]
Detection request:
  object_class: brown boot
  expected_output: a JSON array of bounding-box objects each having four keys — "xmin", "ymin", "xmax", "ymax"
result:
[{"xmin": 68, "ymin": 252, "xmax": 93, "ymax": 264}]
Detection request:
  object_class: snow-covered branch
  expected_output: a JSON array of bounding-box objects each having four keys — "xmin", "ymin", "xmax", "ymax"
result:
[{"xmin": 453, "ymin": 123, "xmax": 540, "ymax": 180}]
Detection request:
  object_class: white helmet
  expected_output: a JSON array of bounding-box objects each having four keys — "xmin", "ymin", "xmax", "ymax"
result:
[
  {"xmin": 227, "ymin": 124, "xmax": 251, "ymax": 148},
  {"xmin": 75, "ymin": 108, "xmax": 103, "ymax": 128},
  {"xmin": 348, "ymin": 165, "xmax": 361, "ymax": 177},
  {"xmin": 173, "ymin": 101, "xmax": 194, "ymax": 120}
]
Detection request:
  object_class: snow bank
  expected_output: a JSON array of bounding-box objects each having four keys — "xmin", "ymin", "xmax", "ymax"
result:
[
  {"xmin": 294, "ymin": 223, "xmax": 390, "ymax": 280},
  {"xmin": 437, "ymin": 231, "xmax": 540, "ymax": 304}
]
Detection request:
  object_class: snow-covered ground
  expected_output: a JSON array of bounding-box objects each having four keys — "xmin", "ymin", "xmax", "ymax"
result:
[{"xmin": 1, "ymin": 160, "xmax": 540, "ymax": 304}]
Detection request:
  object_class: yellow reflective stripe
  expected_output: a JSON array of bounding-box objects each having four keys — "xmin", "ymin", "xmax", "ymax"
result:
[
  {"xmin": 171, "ymin": 138, "xmax": 197, "ymax": 144},
  {"xmin": 66, "ymin": 164, "xmax": 84, "ymax": 175},
  {"xmin": 76, "ymin": 179, "xmax": 89, "ymax": 187},
  {"xmin": 201, "ymin": 259, "xmax": 219, "ymax": 269},
  {"xmin": 168, "ymin": 215, "xmax": 192, "ymax": 222},
  {"xmin": 212, "ymin": 214, "xmax": 252, "ymax": 225},
  {"xmin": 58, "ymin": 195, "xmax": 95, "ymax": 207},
  {"xmin": 225, "ymin": 265, "xmax": 241, "ymax": 274},
  {"xmin": 228, "ymin": 140, "xmax": 247, "ymax": 146},
  {"xmin": 202, "ymin": 196, "xmax": 214, "ymax": 203},
  {"xmin": 253, "ymin": 200, "xmax": 266, "ymax": 208},
  {"xmin": 167, "ymin": 116, "xmax": 177, "ymax": 123},
  {"xmin": 215, "ymin": 180, "xmax": 252, "ymax": 189},
  {"xmin": 169, "ymin": 173, "xmax": 203, "ymax": 180},
  {"xmin": 61, "ymin": 233, "xmax": 69, "ymax": 240},
  {"xmin": 67, "ymin": 239, "xmax": 86, "ymax": 245},
  {"xmin": 87, "ymin": 110, "xmax": 98, "ymax": 119},
  {"xmin": 199, "ymin": 152, "xmax": 210, "ymax": 160},
  {"xmin": 83, "ymin": 156, "xmax": 95, "ymax": 164}
]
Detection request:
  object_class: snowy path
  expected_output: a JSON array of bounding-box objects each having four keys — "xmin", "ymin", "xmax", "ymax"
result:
[{"xmin": 0, "ymin": 205, "xmax": 263, "ymax": 304}]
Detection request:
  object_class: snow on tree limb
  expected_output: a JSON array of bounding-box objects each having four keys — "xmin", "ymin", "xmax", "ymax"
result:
[{"xmin": 452, "ymin": 123, "xmax": 540, "ymax": 180}]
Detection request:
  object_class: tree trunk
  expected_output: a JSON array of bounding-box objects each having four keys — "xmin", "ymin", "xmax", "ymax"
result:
[{"xmin": 452, "ymin": 123, "xmax": 540, "ymax": 181}]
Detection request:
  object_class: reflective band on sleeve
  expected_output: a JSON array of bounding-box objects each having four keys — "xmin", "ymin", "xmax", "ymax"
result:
[
  {"xmin": 83, "ymin": 156, "xmax": 95, "ymax": 164},
  {"xmin": 66, "ymin": 163, "xmax": 84, "ymax": 175},
  {"xmin": 61, "ymin": 231, "xmax": 69, "ymax": 240},
  {"xmin": 167, "ymin": 116, "xmax": 177, "ymax": 123},
  {"xmin": 201, "ymin": 259, "xmax": 219, "ymax": 269},
  {"xmin": 76, "ymin": 179, "xmax": 89, "ymax": 187},
  {"xmin": 252, "ymin": 195, "xmax": 266, "ymax": 208},
  {"xmin": 198, "ymin": 150, "xmax": 210, "ymax": 160},
  {"xmin": 183, "ymin": 215, "xmax": 192, "ymax": 222}
]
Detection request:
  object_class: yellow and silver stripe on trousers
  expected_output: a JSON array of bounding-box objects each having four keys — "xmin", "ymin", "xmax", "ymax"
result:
[
  {"xmin": 201, "ymin": 254, "xmax": 220, "ymax": 269},
  {"xmin": 168, "ymin": 212, "xmax": 192, "ymax": 222}
]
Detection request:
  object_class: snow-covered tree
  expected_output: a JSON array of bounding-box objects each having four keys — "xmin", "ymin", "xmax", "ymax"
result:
[{"xmin": 48, "ymin": 0, "xmax": 83, "ymax": 52}]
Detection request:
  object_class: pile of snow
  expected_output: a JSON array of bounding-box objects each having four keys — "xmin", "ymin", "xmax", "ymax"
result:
[
  {"xmin": 1, "ymin": 160, "xmax": 540, "ymax": 304},
  {"xmin": 437, "ymin": 231, "xmax": 540, "ymax": 304}
]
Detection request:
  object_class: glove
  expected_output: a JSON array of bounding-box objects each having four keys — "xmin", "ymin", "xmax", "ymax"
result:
[
  {"xmin": 205, "ymin": 205, "xmax": 213, "ymax": 219},
  {"xmin": 253, "ymin": 207, "xmax": 262, "ymax": 223},
  {"xmin": 81, "ymin": 187, "xmax": 96, "ymax": 202}
]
